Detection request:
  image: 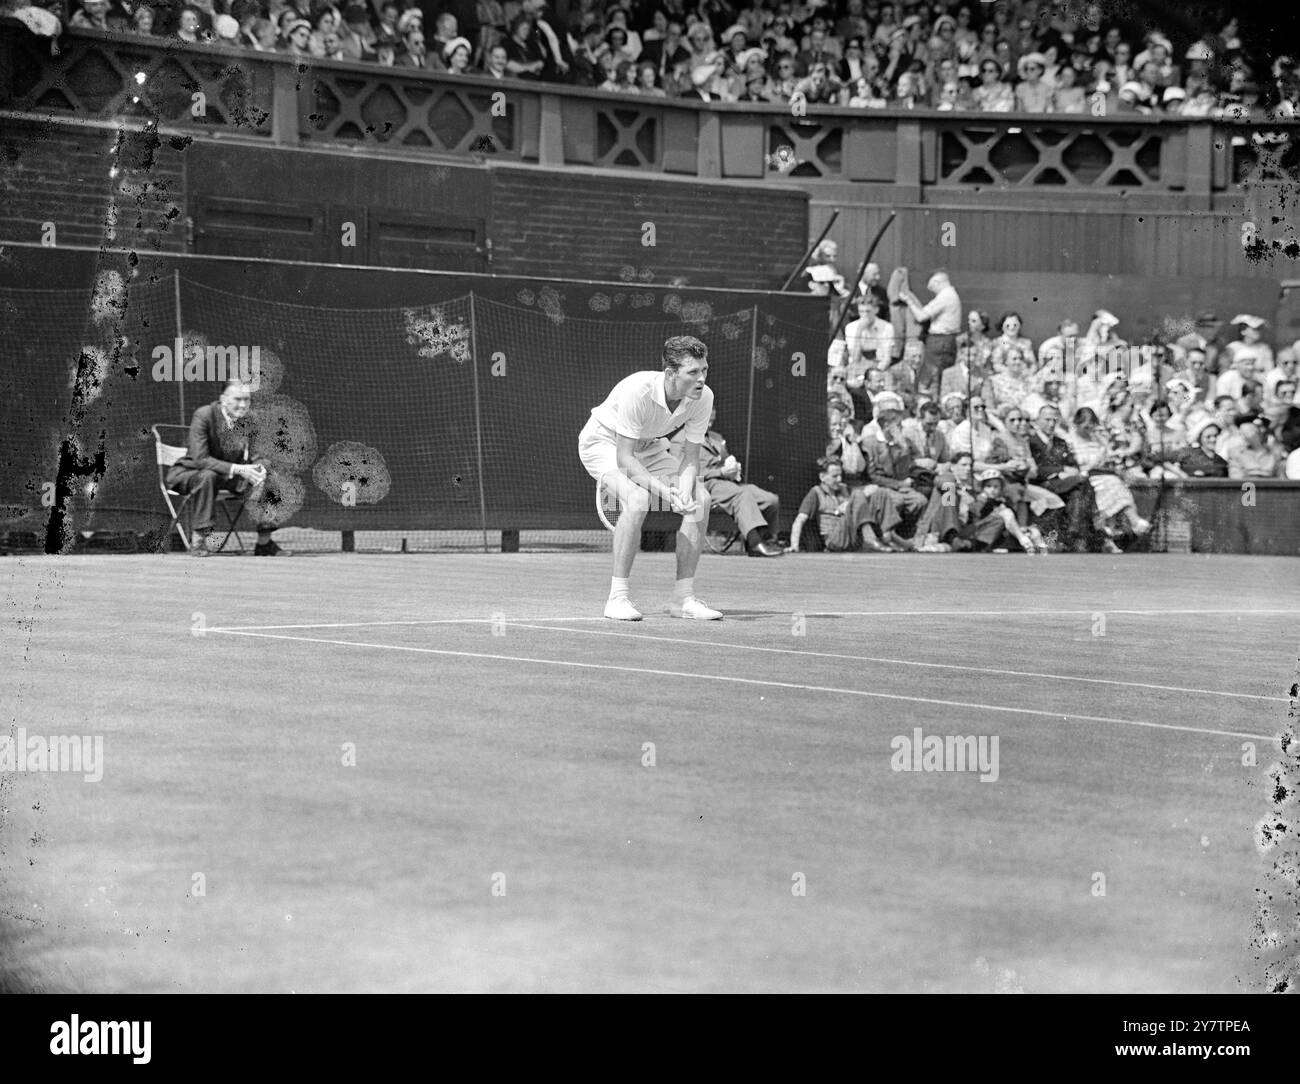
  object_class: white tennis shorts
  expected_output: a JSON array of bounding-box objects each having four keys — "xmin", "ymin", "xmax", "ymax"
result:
[{"xmin": 578, "ymin": 417, "xmax": 682, "ymax": 485}]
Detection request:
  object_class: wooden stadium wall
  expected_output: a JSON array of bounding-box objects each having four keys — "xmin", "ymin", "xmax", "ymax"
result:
[
  {"xmin": 809, "ymin": 200, "xmax": 1289, "ymax": 344},
  {"xmin": 0, "ymin": 118, "xmax": 809, "ymax": 292}
]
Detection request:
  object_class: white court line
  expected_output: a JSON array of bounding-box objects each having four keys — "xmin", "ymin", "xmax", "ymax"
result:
[
  {"xmin": 505, "ymin": 623, "xmax": 1288, "ymax": 704},
  {"xmin": 206, "ymin": 607, "xmax": 1300, "ymax": 633},
  {"xmin": 204, "ymin": 628, "xmax": 1280, "ymax": 742}
]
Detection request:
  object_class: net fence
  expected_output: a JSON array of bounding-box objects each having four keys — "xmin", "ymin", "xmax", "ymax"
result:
[{"xmin": 1, "ymin": 273, "xmax": 825, "ymax": 553}]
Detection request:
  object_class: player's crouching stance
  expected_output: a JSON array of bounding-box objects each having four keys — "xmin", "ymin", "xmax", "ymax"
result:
[{"xmin": 578, "ymin": 335, "xmax": 723, "ymax": 621}]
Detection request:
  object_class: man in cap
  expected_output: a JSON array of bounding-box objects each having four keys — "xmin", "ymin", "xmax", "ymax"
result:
[{"xmin": 858, "ymin": 390, "xmax": 928, "ymax": 548}]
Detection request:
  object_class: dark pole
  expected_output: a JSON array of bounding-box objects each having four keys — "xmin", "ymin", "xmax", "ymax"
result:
[
  {"xmin": 781, "ymin": 208, "xmax": 840, "ymax": 291},
  {"xmin": 828, "ymin": 211, "xmax": 897, "ymax": 347}
]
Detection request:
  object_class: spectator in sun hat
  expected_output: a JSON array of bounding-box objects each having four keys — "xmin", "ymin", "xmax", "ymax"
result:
[
  {"xmin": 1116, "ymin": 79, "xmax": 1157, "ymax": 114},
  {"xmin": 283, "ymin": 16, "xmax": 313, "ymax": 54},
  {"xmin": 1224, "ymin": 314, "xmax": 1273, "ymax": 378},
  {"xmin": 1171, "ymin": 417, "xmax": 1229, "ymax": 478},
  {"xmin": 1015, "ymin": 51, "xmax": 1052, "ymax": 112},
  {"xmin": 396, "ymin": 8, "xmax": 422, "ymax": 36},
  {"xmin": 442, "ymin": 35, "xmax": 473, "ymax": 72}
]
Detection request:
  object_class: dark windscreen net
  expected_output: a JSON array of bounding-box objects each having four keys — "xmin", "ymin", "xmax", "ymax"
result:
[{"xmin": 2, "ymin": 267, "xmax": 827, "ymax": 551}]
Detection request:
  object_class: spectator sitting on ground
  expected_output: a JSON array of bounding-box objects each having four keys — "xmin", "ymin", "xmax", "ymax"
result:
[
  {"xmin": 683, "ymin": 407, "xmax": 783, "ymax": 557},
  {"xmin": 962, "ymin": 470, "xmax": 1041, "ymax": 553},
  {"xmin": 1027, "ymin": 402, "xmax": 1098, "ymax": 552},
  {"xmin": 788, "ymin": 458, "xmax": 852, "ymax": 552},
  {"xmin": 913, "ymin": 451, "xmax": 974, "ymax": 552},
  {"xmin": 1067, "ymin": 406, "xmax": 1150, "ymax": 549},
  {"xmin": 859, "ymin": 391, "xmax": 928, "ymax": 550}
]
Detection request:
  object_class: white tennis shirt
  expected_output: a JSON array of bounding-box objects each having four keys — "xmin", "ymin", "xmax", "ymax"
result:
[{"xmin": 588, "ymin": 370, "xmax": 714, "ymax": 447}]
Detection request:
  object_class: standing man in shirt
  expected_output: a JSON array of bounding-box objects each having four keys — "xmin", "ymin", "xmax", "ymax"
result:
[
  {"xmin": 577, "ymin": 336, "xmax": 723, "ymax": 621},
  {"xmin": 899, "ymin": 268, "xmax": 962, "ymax": 404}
]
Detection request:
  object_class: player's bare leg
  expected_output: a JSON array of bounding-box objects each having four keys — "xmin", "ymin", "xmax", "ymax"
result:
[
  {"xmin": 603, "ymin": 470, "xmax": 651, "ymax": 619},
  {"xmin": 670, "ymin": 482, "xmax": 722, "ymax": 620}
]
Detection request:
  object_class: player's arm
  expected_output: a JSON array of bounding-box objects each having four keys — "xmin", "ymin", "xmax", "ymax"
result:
[
  {"xmin": 676, "ymin": 439, "xmax": 702, "ymax": 505},
  {"xmin": 615, "ymin": 432, "xmax": 676, "ymax": 507}
]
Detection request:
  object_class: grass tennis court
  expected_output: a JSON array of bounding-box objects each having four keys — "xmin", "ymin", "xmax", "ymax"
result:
[{"xmin": 1, "ymin": 552, "xmax": 1295, "ymax": 993}]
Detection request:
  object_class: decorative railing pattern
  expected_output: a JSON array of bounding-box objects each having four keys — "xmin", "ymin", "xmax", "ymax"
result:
[{"xmin": 3, "ymin": 21, "xmax": 1297, "ymax": 198}]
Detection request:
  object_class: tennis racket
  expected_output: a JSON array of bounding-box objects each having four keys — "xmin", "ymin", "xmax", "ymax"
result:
[
  {"xmin": 596, "ymin": 476, "xmax": 696, "ymax": 531},
  {"xmin": 596, "ymin": 476, "xmax": 623, "ymax": 532}
]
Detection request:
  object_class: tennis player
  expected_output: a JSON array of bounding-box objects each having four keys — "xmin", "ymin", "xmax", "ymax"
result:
[{"xmin": 578, "ymin": 335, "xmax": 723, "ymax": 621}]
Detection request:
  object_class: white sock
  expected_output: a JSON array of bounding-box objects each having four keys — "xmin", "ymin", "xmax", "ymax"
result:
[
  {"xmin": 673, "ymin": 577, "xmax": 694, "ymax": 603},
  {"xmin": 609, "ymin": 577, "xmax": 630, "ymax": 601}
]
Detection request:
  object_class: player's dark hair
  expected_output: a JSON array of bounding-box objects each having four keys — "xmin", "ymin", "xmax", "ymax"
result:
[{"xmin": 662, "ymin": 335, "xmax": 708, "ymax": 372}]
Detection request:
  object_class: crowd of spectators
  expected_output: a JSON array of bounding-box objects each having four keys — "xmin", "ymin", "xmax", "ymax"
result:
[
  {"xmin": 30, "ymin": 0, "xmax": 1299, "ymax": 117},
  {"xmin": 800, "ymin": 254, "xmax": 1300, "ymax": 554}
]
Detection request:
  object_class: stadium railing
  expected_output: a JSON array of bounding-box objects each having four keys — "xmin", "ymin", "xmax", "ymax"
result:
[{"xmin": 2, "ymin": 21, "xmax": 1296, "ymax": 203}]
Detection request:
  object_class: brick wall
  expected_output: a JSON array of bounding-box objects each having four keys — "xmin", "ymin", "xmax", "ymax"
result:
[
  {"xmin": 0, "ymin": 120, "xmax": 809, "ymax": 290},
  {"xmin": 490, "ymin": 168, "xmax": 808, "ymax": 290},
  {"xmin": 0, "ymin": 118, "xmax": 188, "ymax": 254}
]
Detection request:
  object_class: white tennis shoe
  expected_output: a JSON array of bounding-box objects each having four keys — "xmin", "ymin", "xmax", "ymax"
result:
[
  {"xmin": 668, "ymin": 597, "xmax": 723, "ymax": 620},
  {"xmin": 604, "ymin": 596, "xmax": 644, "ymax": 621}
]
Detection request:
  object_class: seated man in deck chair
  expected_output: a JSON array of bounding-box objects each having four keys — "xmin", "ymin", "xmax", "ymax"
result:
[{"xmin": 167, "ymin": 378, "xmax": 291, "ymax": 557}]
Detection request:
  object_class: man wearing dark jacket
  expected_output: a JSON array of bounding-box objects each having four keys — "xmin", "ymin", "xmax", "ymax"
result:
[
  {"xmin": 166, "ymin": 379, "xmax": 290, "ymax": 556},
  {"xmin": 1027, "ymin": 403, "xmax": 1097, "ymax": 552},
  {"xmin": 688, "ymin": 409, "xmax": 783, "ymax": 557}
]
